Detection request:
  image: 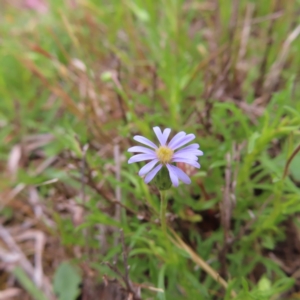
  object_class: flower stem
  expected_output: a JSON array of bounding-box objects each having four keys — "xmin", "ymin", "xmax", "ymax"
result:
[{"xmin": 160, "ymin": 190, "xmax": 167, "ymax": 235}]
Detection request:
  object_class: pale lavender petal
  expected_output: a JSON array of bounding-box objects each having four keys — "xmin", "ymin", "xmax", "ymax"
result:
[
  {"xmin": 128, "ymin": 146, "xmax": 156, "ymax": 155},
  {"xmin": 166, "ymin": 164, "xmax": 179, "ymax": 187},
  {"xmin": 128, "ymin": 153, "xmax": 156, "ymax": 164},
  {"xmin": 175, "ymin": 144, "xmax": 200, "ymax": 153},
  {"xmin": 134, "ymin": 135, "xmax": 158, "ymax": 149},
  {"xmin": 162, "ymin": 128, "xmax": 171, "ymax": 145},
  {"xmin": 168, "ymin": 132, "xmax": 186, "ymax": 149},
  {"xmin": 172, "ymin": 158, "xmax": 201, "ymax": 168},
  {"xmin": 172, "ymin": 153, "xmax": 199, "ymax": 161},
  {"xmin": 174, "ymin": 149, "xmax": 203, "ymax": 157},
  {"xmin": 177, "ymin": 143, "xmax": 200, "ymax": 151},
  {"xmin": 144, "ymin": 164, "xmax": 163, "ymax": 183},
  {"xmin": 171, "ymin": 134, "xmax": 196, "ymax": 150},
  {"xmin": 153, "ymin": 127, "xmax": 165, "ymax": 146},
  {"xmin": 138, "ymin": 159, "xmax": 159, "ymax": 176},
  {"xmin": 167, "ymin": 164, "xmax": 191, "ymax": 184}
]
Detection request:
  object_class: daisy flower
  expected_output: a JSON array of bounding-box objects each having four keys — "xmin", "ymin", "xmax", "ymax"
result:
[{"xmin": 128, "ymin": 127, "xmax": 203, "ymax": 187}]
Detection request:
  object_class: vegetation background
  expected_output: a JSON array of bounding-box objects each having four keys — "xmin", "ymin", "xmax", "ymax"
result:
[{"xmin": 1, "ymin": 0, "xmax": 300, "ymax": 299}]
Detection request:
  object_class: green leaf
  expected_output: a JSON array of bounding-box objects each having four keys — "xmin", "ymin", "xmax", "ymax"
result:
[
  {"xmin": 262, "ymin": 235, "xmax": 275, "ymax": 250},
  {"xmin": 289, "ymin": 153, "xmax": 300, "ymax": 181},
  {"xmin": 258, "ymin": 276, "xmax": 272, "ymax": 292},
  {"xmin": 127, "ymin": 1, "xmax": 149, "ymax": 22},
  {"xmin": 248, "ymin": 132, "xmax": 260, "ymax": 154},
  {"xmin": 157, "ymin": 264, "xmax": 166, "ymax": 300},
  {"xmin": 53, "ymin": 262, "xmax": 81, "ymax": 300}
]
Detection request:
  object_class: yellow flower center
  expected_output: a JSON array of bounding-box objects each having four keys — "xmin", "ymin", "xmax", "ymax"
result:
[{"xmin": 156, "ymin": 146, "xmax": 174, "ymax": 164}]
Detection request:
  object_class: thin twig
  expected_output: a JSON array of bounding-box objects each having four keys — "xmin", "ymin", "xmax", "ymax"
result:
[
  {"xmin": 254, "ymin": 0, "xmax": 280, "ymax": 96},
  {"xmin": 16, "ymin": 230, "xmax": 46, "ymax": 288},
  {"xmin": 219, "ymin": 152, "xmax": 232, "ymax": 278},
  {"xmin": 238, "ymin": 3, "xmax": 255, "ymax": 61},
  {"xmin": 263, "ymin": 23, "xmax": 300, "ymax": 95},
  {"xmin": 169, "ymin": 228, "xmax": 237, "ymax": 298},
  {"xmin": 283, "ymin": 144, "xmax": 300, "ymax": 180},
  {"xmin": 114, "ymin": 58, "xmax": 127, "ymax": 124},
  {"xmin": 0, "ymin": 225, "xmax": 55, "ymax": 299},
  {"xmin": 237, "ymin": 11, "xmax": 283, "ymax": 27},
  {"xmin": 114, "ymin": 145, "xmax": 122, "ymax": 222},
  {"xmin": 228, "ymin": 0, "xmax": 240, "ymax": 43},
  {"xmin": 230, "ymin": 196, "xmax": 273, "ymax": 245},
  {"xmin": 80, "ymin": 143, "xmax": 89, "ymax": 203},
  {"xmin": 151, "ymin": 63, "xmax": 158, "ymax": 102},
  {"xmin": 105, "ymin": 230, "xmax": 141, "ymax": 299},
  {"xmin": 120, "ymin": 229, "xmax": 133, "ymax": 293},
  {"xmin": 104, "ymin": 262, "xmax": 126, "ymax": 282},
  {"xmin": 0, "ymin": 288, "xmax": 21, "ymax": 299},
  {"xmin": 113, "ymin": 145, "xmax": 122, "ymax": 261}
]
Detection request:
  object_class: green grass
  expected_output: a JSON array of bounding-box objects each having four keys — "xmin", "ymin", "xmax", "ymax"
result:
[{"xmin": 1, "ymin": 1, "xmax": 300, "ymax": 299}]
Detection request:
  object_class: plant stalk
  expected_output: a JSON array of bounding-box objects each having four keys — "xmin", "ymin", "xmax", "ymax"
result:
[{"xmin": 160, "ymin": 190, "xmax": 167, "ymax": 235}]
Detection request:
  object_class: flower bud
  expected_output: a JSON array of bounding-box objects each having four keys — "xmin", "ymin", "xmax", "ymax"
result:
[{"xmin": 153, "ymin": 166, "xmax": 172, "ymax": 190}]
